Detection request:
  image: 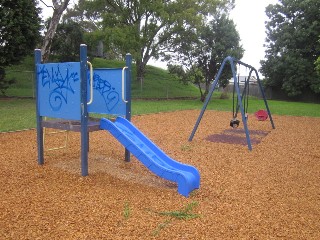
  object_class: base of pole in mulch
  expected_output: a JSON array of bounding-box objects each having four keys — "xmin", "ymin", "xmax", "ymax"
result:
[{"xmin": 206, "ymin": 128, "xmax": 270, "ymax": 146}]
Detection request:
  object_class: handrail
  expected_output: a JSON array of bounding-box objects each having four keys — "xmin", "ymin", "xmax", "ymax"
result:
[
  {"xmin": 122, "ymin": 66, "xmax": 128, "ymax": 103},
  {"xmin": 87, "ymin": 61, "xmax": 93, "ymax": 105}
]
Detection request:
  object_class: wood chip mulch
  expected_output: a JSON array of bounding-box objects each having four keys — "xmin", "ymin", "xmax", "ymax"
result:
[{"xmin": 0, "ymin": 110, "xmax": 320, "ymax": 239}]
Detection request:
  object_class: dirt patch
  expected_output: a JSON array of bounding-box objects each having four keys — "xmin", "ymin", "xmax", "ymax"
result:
[
  {"xmin": 1, "ymin": 110, "xmax": 320, "ymax": 239},
  {"xmin": 52, "ymin": 154, "xmax": 177, "ymax": 190},
  {"xmin": 206, "ymin": 128, "xmax": 270, "ymax": 145}
]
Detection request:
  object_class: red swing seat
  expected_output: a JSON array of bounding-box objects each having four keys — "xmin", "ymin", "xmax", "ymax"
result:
[{"xmin": 255, "ymin": 110, "xmax": 268, "ymax": 121}]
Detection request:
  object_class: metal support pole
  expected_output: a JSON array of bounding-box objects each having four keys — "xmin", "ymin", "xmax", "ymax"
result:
[
  {"xmin": 188, "ymin": 56, "xmax": 231, "ymax": 141},
  {"xmin": 35, "ymin": 49, "xmax": 44, "ymax": 165},
  {"xmin": 255, "ymin": 70, "xmax": 275, "ymax": 129},
  {"xmin": 125, "ymin": 53, "xmax": 132, "ymax": 162},
  {"xmin": 80, "ymin": 44, "xmax": 89, "ymax": 176}
]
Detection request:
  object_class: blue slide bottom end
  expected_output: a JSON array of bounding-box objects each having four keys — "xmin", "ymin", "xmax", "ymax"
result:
[{"xmin": 100, "ymin": 117, "xmax": 200, "ymax": 197}]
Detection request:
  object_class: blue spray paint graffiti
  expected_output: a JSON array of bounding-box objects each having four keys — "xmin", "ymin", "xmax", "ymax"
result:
[
  {"xmin": 92, "ymin": 73, "xmax": 120, "ymax": 111},
  {"xmin": 38, "ymin": 64, "xmax": 79, "ymax": 111}
]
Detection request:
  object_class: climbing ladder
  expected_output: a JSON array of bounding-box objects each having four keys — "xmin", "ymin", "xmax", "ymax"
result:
[{"xmin": 43, "ymin": 117, "xmax": 69, "ymax": 152}]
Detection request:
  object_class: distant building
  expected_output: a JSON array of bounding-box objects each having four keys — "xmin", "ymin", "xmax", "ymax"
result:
[
  {"xmin": 228, "ymin": 76, "xmax": 258, "ymax": 85},
  {"xmin": 219, "ymin": 75, "xmax": 271, "ymax": 98}
]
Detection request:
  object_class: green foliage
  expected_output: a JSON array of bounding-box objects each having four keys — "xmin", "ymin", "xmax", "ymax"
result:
[
  {"xmin": 80, "ymin": 0, "xmax": 234, "ymax": 80},
  {"xmin": 202, "ymin": 14, "xmax": 243, "ymax": 88},
  {"xmin": 123, "ymin": 201, "xmax": 130, "ymax": 220},
  {"xmin": 152, "ymin": 201, "xmax": 200, "ymax": 236},
  {"xmin": 168, "ymin": 65, "xmax": 206, "ymax": 100},
  {"xmin": 91, "ymin": 58, "xmax": 125, "ymax": 68},
  {"xmin": 0, "ymin": 68, "xmax": 15, "ymax": 96},
  {"xmin": 261, "ymin": 0, "xmax": 320, "ymax": 97},
  {"xmin": 0, "ymin": 0, "xmax": 41, "ymax": 66},
  {"xmin": 5, "ymin": 55, "xmax": 34, "ymax": 71},
  {"xmin": 166, "ymin": 11, "xmax": 243, "ymax": 101},
  {"xmin": 159, "ymin": 201, "xmax": 200, "ymax": 220},
  {"xmin": 181, "ymin": 144, "xmax": 192, "ymax": 152},
  {"xmin": 167, "ymin": 65, "xmax": 190, "ymax": 84},
  {"xmin": 51, "ymin": 20, "xmax": 84, "ymax": 62},
  {"xmin": 315, "ymin": 54, "xmax": 320, "ymax": 80},
  {"xmin": 3, "ymin": 56, "xmax": 35, "ymax": 97},
  {"xmin": 0, "ymin": 0, "xmax": 41, "ymax": 94}
]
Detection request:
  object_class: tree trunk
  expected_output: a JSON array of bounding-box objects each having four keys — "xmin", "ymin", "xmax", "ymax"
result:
[
  {"xmin": 196, "ymin": 83, "xmax": 205, "ymax": 102},
  {"xmin": 136, "ymin": 59, "xmax": 146, "ymax": 83},
  {"xmin": 41, "ymin": 0, "xmax": 70, "ymax": 62},
  {"xmin": 219, "ymin": 86, "xmax": 229, "ymax": 99},
  {"xmin": 199, "ymin": 81, "xmax": 211, "ymax": 102},
  {"xmin": 200, "ymin": 88, "xmax": 209, "ymax": 102}
]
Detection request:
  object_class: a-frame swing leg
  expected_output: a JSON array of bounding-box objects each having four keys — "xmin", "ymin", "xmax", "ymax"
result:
[
  {"xmin": 234, "ymin": 67, "xmax": 275, "ymax": 130},
  {"xmin": 256, "ymin": 72, "xmax": 275, "ymax": 129},
  {"xmin": 189, "ymin": 57, "xmax": 231, "ymax": 142}
]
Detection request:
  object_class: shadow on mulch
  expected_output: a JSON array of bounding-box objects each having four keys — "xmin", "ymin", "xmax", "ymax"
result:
[{"xmin": 206, "ymin": 128, "xmax": 270, "ymax": 146}]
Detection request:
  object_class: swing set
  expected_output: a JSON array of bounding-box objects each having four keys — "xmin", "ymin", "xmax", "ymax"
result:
[{"xmin": 189, "ymin": 56, "xmax": 275, "ymax": 150}]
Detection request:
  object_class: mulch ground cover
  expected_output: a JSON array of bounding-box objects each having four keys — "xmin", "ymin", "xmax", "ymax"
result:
[{"xmin": 0, "ymin": 110, "xmax": 319, "ymax": 239}]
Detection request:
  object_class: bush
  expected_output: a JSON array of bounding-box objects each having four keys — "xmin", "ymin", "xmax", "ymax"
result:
[{"xmin": 0, "ymin": 68, "xmax": 16, "ymax": 96}]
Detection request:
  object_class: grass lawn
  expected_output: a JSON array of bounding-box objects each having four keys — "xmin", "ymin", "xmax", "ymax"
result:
[
  {"xmin": 3, "ymin": 56, "xmax": 199, "ymax": 99},
  {"xmin": 1, "ymin": 97, "xmax": 319, "ymax": 132},
  {"xmin": 1, "ymin": 55, "xmax": 319, "ymax": 132},
  {"xmin": 0, "ymin": 98, "xmax": 36, "ymax": 132}
]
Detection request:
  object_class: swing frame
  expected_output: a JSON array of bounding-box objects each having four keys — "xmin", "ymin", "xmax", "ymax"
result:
[{"xmin": 188, "ymin": 56, "xmax": 275, "ymax": 151}]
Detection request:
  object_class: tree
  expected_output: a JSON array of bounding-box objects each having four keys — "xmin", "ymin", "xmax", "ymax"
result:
[
  {"xmin": 82, "ymin": 0, "xmax": 234, "ymax": 81},
  {"xmin": 167, "ymin": 12, "xmax": 243, "ymax": 101},
  {"xmin": 41, "ymin": 0, "xmax": 70, "ymax": 62},
  {"xmin": 51, "ymin": 20, "xmax": 84, "ymax": 61},
  {"xmin": 315, "ymin": 37, "xmax": 320, "ymax": 80},
  {"xmin": 62, "ymin": 1, "xmax": 112, "ymax": 59},
  {"xmin": 261, "ymin": 0, "xmax": 320, "ymax": 97},
  {"xmin": 62, "ymin": 0, "xmax": 101, "ymax": 33},
  {"xmin": 0, "ymin": 0, "xmax": 41, "ymax": 95}
]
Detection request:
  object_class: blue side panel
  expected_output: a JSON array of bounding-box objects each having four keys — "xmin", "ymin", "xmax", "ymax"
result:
[
  {"xmin": 100, "ymin": 117, "xmax": 200, "ymax": 197},
  {"xmin": 37, "ymin": 62, "xmax": 81, "ymax": 120},
  {"xmin": 88, "ymin": 68, "xmax": 126, "ymax": 116}
]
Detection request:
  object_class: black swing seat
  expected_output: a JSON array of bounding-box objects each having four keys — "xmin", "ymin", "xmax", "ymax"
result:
[{"xmin": 230, "ymin": 119, "xmax": 240, "ymax": 128}]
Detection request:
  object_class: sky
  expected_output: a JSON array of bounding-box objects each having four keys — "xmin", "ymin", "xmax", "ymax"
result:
[
  {"xmin": 229, "ymin": 0, "xmax": 278, "ymax": 76},
  {"xmin": 39, "ymin": 0, "xmax": 279, "ymax": 76}
]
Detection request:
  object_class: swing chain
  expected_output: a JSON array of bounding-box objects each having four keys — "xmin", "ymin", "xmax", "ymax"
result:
[
  {"xmin": 230, "ymin": 65, "xmax": 251, "ymax": 128},
  {"xmin": 230, "ymin": 64, "xmax": 240, "ymax": 128}
]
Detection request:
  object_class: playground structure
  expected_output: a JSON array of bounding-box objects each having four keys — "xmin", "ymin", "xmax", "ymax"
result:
[
  {"xmin": 189, "ymin": 56, "xmax": 275, "ymax": 150},
  {"xmin": 35, "ymin": 44, "xmax": 199, "ymax": 197}
]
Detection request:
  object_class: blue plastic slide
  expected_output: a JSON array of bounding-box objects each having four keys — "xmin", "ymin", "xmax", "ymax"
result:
[{"xmin": 100, "ymin": 117, "xmax": 200, "ymax": 197}]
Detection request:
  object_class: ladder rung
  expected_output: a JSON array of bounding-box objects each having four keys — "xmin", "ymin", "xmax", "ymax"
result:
[{"xmin": 46, "ymin": 130, "xmax": 68, "ymax": 135}]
